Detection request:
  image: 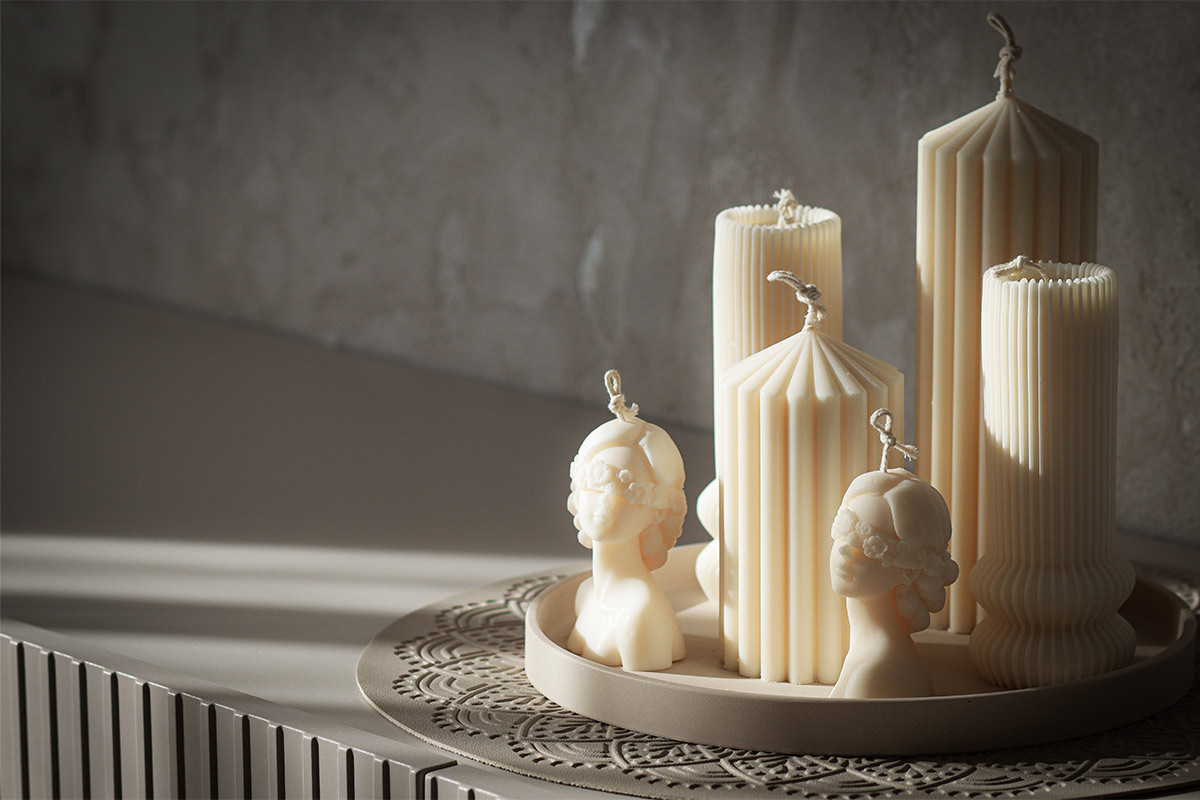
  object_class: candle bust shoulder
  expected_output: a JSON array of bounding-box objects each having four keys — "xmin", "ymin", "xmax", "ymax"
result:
[
  {"xmin": 829, "ymin": 410, "xmax": 959, "ymax": 699},
  {"xmin": 566, "ymin": 370, "xmax": 688, "ymax": 672}
]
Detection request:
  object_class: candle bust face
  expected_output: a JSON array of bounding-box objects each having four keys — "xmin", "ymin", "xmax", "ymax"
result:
[
  {"xmin": 570, "ymin": 446, "xmax": 667, "ymax": 547},
  {"xmin": 830, "ymin": 532, "xmax": 909, "ymax": 600}
]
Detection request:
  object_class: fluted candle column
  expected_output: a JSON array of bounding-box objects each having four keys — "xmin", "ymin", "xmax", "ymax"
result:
[
  {"xmin": 714, "ymin": 192, "xmax": 843, "ymax": 378},
  {"xmin": 719, "ymin": 272, "xmax": 902, "ymax": 684},
  {"xmin": 970, "ymin": 258, "xmax": 1134, "ymax": 688},
  {"xmin": 915, "ymin": 14, "xmax": 1098, "ymax": 632},
  {"xmin": 705, "ymin": 191, "xmax": 843, "ymax": 612}
]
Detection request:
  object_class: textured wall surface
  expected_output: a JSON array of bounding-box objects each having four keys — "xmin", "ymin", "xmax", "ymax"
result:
[{"xmin": 3, "ymin": 1, "xmax": 1198, "ymax": 543}]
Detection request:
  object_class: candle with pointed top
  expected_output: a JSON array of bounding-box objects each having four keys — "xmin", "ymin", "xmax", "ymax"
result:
[
  {"xmin": 915, "ymin": 13, "xmax": 1098, "ymax": 633},
  {"xmin": 719, "ymin": 272, "xmax": 903, "ymax": 684}
]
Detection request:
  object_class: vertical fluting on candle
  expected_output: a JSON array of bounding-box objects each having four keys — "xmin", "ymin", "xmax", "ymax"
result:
[
  {"xmin": 915, "ymin": 95, "xmax": 1097, "ymax": 634},
  {"xmin": 970, "ymin": 261, "xmax": 1134, "ymax": 688},
  {"xmin": 713, "ymin": 203, "xmax": 843, "ymax": 377},
  {"xmin": 718, "ymin": 278, "xmax": 902, "ymax": 684},
  {"xmin": 712, "ymin": 200, "xmax": 843, "ymax": 668}
]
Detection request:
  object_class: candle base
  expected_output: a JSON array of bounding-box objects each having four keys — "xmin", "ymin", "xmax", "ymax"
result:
[
  {"xmin": 969, "ymin": 614, "xmax": 1137, "ymax": 689},
  {"xmin": 969, "ymin": 554, "xmax": 1137, "ymax": 688}
]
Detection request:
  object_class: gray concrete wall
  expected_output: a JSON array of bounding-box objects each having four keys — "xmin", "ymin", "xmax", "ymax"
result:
[{"xmin": 3, "ymin": 1, "xmax": 1197, "ymax": 543}]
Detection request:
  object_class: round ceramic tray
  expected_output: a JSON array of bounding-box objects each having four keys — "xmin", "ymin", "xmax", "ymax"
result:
[
  {"xmin": 525, "ymin": 543, "xmax": 1196, "ymax": 756},
  {"xmin": 359, "ymin": 545, "xmax": 1200, "ymax": 799}
]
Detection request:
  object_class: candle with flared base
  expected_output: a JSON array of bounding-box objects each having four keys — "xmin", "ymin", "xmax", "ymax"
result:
[{"xmin": 970, "ymin": 261, "xmax": 1134, "ymax": 688}]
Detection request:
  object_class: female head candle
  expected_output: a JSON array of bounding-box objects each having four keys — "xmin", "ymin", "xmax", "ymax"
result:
[
  {"xmin": 567, "ymin": 370, "xmax": 687, "ymax": 672},
  {"xmin": 829, "ymin": 410, "xmax": 959, "ymax": 699}
]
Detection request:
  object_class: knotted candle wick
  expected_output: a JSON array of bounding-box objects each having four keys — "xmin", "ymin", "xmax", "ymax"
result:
[
  {"xmin": 767, "ymin": 270, "xmax": 826, "ymax": 330},
  {"xmin": 988, "ymin": 12, "xmax": 1022, "ymax": 99},
  {"xmin": 774, "ymin": 189, "xmax": 799, "ymax": 227},
  {"xmin": 995, "ymin": 254, "xmax": 1047, "ymax": 281},
  {"xmin": 870, "ymin": 408, "xmax": 919, "ymax": 472},
  {"xmin": 604, "ymin": 369, "xmax": 640, "ymax": 423}
]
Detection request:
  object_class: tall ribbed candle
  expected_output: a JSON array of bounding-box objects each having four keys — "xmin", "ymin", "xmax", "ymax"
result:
[
  {"xmin": 915, "ymin": 14, "xmax": 1098, "ymax": 632},
  {"xmin": 701, "ymin": 192, "xmax": 844, "ymax": 607},
  {"xmin": 970, "ymin": 258, "xmax": 1134, "ymax": 688},
  {"xmin": 719, "ymin": 272, "xmax": 902, "ymax": 684}
]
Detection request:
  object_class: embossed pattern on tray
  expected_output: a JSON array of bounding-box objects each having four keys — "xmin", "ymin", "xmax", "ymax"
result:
[{"xmin": 360, "ymin": 567, "xmax": 1200, "ymax": 799}]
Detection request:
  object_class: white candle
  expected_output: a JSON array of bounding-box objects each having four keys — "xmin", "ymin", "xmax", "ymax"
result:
[
  {"xmin": 719, "ymin": 273, "xmax": 903, "ymax": 684},
  {"xmin": 829, "ymin": 412, "xmax": 959, "ymax": 699},
  {"xmin": 914, "ymin": 14, "xmax": 1098, "ymax": 632},
  {"xmin": 713, "ymin": 191, "xmax": 843, "ymax": 378},
  {"xmin": 568, "ymin": 371, "xmax": 689, "ymax": 672},
  {"xmin": 706, "ymin": 192, "xmax": 843, "ymax": 610},
  {"xmin": 970, "ymin": 258, "xmax": 1134, "ymax": 688}
]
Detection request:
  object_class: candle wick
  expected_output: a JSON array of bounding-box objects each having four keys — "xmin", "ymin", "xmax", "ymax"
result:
[
  {"xmin": 870, "ymin": 408, "xmax": 919, "ymax": 472},
  {"xmin": 767, "ymin": 270, "xmax": 826, "ymax": 330},
  {"xmin": 604, "ymin": 369, "xmax": 640, "ymax": 423},
  {"xmin": 987, "ymin": 12, "xmax": 1022, "ymax": 99},
  {"xmin": 994, "ymin": 254, "xmax": 1047, "ymax": 281},
  {"xmin": 773, "ymin": 188, "xmax": 799, "ymax": 227}
]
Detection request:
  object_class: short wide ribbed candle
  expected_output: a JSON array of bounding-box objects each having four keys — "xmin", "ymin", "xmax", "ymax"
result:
[
  {"xmin": 718, "ymin": 275, "xmax": 902, "ymax": 684},
  {"xmin": 970, "ymin": 260, "xmax": 1135, "ymax": 688}
]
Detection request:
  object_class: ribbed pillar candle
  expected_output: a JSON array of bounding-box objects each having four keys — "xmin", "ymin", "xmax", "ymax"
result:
[
  {"xmin": 914, "ymin": 15, "xmax": 1098, "ymax": 633},
  {"xmin": 970, "ymin": 258, "xmax": 1134, "ymax": 688},
  {"xmin": 713, "ymin": 195, "xmax": 842, "ymax": 380},
  {"xmin": 703, "ymin": 192, "xmax": 844, "ymax": 609},
  {"xmin": 719, "ymin": 273, "xmax": 902, "ymax": 684}
]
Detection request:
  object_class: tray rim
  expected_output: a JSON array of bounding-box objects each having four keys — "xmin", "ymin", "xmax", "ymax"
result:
[{"xmin": 524, "ymin": 544, "xmax": 1197, "ymax": 755}]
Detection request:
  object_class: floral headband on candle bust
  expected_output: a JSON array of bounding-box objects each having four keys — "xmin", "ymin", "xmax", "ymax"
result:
[
  {"xmin": 831, "ymin": 507, "xmax": 955, "ymax": 581},
  {"xmin": 570, "ymin": 457, "xmax": 687, "ymax": 513}
]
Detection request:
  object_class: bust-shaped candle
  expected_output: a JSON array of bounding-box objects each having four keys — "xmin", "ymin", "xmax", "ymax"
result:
[
  {"xmin": 567, "ymin": 370, "xmax": 688, "ymax": 672},
  {"xmin": 829, "ymin": 410, "xmax": 959, "ymax": 699}
]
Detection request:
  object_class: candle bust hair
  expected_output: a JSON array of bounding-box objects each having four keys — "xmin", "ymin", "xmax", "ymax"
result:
[{"xmin": 830, "ymin": 476, "xmax": 959, "ymax": 635}]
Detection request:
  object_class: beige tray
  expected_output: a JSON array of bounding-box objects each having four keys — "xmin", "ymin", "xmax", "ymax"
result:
[{"xmin": 525, "ymin": 544, "xmax": 1196, "ymax": 756}]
